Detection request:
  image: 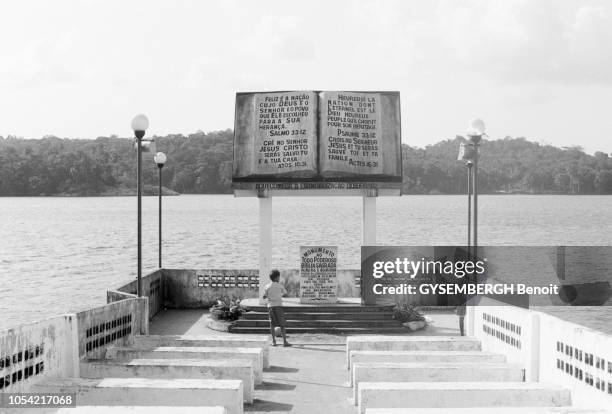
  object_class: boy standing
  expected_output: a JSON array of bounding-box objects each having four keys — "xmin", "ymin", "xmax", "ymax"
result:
[{"xmin": 263, "ymin": 269, "xmax": 291, "ymax": 347}]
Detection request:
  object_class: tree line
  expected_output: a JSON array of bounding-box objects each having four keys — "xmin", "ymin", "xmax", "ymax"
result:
[{"xmin": 1, "ymin": 131, "xmax": 612, "ymax": 196}]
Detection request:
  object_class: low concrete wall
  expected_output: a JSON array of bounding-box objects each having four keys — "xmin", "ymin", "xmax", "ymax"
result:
[
  {"xmin": 114, "ymin": 269, "xmax": 164, "ymax": 318},
  {"xmin": 470, "ymin": 299, "xmax": 540, "ymax": 382},
  {"xmin": 1, "ymin": 297, "xmax": 151, "ymax": 391},
  {"xmin": 162, "ymin": 268, "xmax": 360, "ymax": 308},
  {"xmin": 468, "ymin": 300, "xmax": 612, "ymax": 408},
  {"xmin": 76, "ymin": 298, "xmax": 149, "ymax": 360},
  {"xmin": 537, "ymin": 311, "xmax": 612, "ymax": 408},
  {"xmin": 0, "ymin": 315, "xmax": 79, "ymax": 392}
]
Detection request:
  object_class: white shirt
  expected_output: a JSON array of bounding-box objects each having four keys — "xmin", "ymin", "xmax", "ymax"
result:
[{"xmin": 264, "ymin": 282, "xmax": 287, "ymax": 307}]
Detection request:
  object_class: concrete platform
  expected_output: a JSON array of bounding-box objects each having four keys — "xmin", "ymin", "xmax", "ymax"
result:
[
  {"xmin": 134, "ymin": 334, "xmax": 269, "ymax": 368},
  {"xmin": 365, "ymin": 409, "xmax": 612, "ymax": 414},
  {"xmin": 105, "ymin": 346, "xmax": 264, "ymax": 384},
  {"xmin": 16, "ymin": 407, "xmax": 226, "ymax": 414},
  {"xmin": 352, "ymin": 362, "xmax": 525, "ymax": 400},
  {"xmin": 80, "ymin": 358, "xmax": 255, "ymax": 403},
  {"xmin": 31, "ymin": 378, "xmax": 243, "ymax": 414},
  {"xmin": 346, "ymin": 336, "xmax": 481, "ymax": 365},
  {"xmin": 348, "ymin": 350, "xmax": 506, "ymax": 370},
  {"xmin": 357, "ymin": 382, "xmax": 571, "ymax": 414}
]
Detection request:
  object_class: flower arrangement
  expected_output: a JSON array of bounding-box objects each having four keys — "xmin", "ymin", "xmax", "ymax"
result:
[
  {"xmin": 392, "ymin": 304, "xmax": 426, "ymax": 323},
  {"xmin": 210, "ymin": 299, "xmax": 245, "ymax": 321}
]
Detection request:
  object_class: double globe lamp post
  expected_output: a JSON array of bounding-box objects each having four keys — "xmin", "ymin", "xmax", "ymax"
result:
[
  {"xmin": 131, "ymin": 114, "xmax": 167, "ymax": 297},
  {"xmin": 459, "ymin": 118, "xmax": 486, "ymax": 260}
]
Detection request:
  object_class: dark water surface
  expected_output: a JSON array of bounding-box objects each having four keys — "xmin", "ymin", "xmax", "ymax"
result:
[{"xmin": 1, "ymin": 195, "xmax": 611, "ymax": 332}]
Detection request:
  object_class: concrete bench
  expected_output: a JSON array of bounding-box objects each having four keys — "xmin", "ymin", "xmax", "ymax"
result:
[
  {"xmin": 346, "ymin": 336, "xmax": 481, "ymax": 365},
  {"xmin": 106, "ymin": 346, "xmax": 263, "ymax": 384},
  {"xmin": 134, "ymin": 335, "xmax": 269, "ymax": 368},
  {"xmin": 31, "ymin": 378, "xmax": 243, "ymax": 414},
  {"xmin": 365, "ymin": 409, "xmax": 612, "ymax": 414},
  {"xmin": 348, "ymin": 350, "xmax": 506, "ymax": 371},
  {"xmin": 357, "ymin": 382, "xmax": 571, "ymax": 414},
  {"xmin": 81, "ymin": 358, "xmax": 255, "ymax": 403},
  {"xmin": 18, "ymin": 407, "xmax": 226, "ymax": 414},
  {"xmin": 352, "ymin": 362, "xmax": 525, "ymax": 400}
]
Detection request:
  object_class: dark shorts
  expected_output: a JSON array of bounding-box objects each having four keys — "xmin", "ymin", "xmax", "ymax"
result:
[{"xmin": 269, "ymin": 306, "xmax": 286, "ymax": 328}]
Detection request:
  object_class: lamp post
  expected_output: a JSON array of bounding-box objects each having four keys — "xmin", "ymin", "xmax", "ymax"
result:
[
  {"xmin": 467, "ymin": 160, "xmax": 473, "ymax": 259},
  {"xmin": 154, "ymin": 152, "xmax": 167, "ymax": 269},
  {"xmin": 467, "ymin": 119, "xmax": 485, "ymax": 259},
  {"xmin": 131, "ymin": 114, "xmax": 150, "ymax": 298}
]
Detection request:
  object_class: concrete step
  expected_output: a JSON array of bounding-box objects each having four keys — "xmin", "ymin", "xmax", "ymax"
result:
[
  {"xmin": 31, "ymin": 377, "xmax": 243, "ymax": 414},
  {"xmin": 105, "ymin": 346, "xmax": 263, "ymax": 384},
  {"xmin": 236, "ymin": 319, "xmax": 402, "ymax": 328},
  {"xmin": 133, "ymin": 335, "xmax": 269, "ymax": 368},
  {"xmin": 352, "ymin": 362, "xmax": 525, "ymax": 400},
  {"xmin": 242, "ymin": 311, "xmax": 395, "ymax": 320},
  {"xmin": 365, "ymin": 409, "xmax": 612, "ymax": 414},
  {"xmin": 230, "ymin": 327, "xmax": 408, "ymax": 335},
  {"xmin": 21, "ymin": 407, "xmax": 226, "ymax": 414},
  {"xmin": 346, "ymin": 336, "xmax": 482, "ymax": 365},
  {"xmin": 357, "ymin": 382, "xmax": 571, "ymax": 414},
  {"xmin": 241, "ymin": 304, "xmax": 394, "ymax": 313},
  {"xmin": 349, "ymin": 350, "xmax": 506, "ymax": 371},
  {"xmin": 81, "ymin": 358, "xmax": 254, "ymax": 403}
]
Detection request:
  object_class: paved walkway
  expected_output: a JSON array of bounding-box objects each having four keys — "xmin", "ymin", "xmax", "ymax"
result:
[{"xmin": 150, "ymin": 309, "xmax": 461, "ymax": 413}]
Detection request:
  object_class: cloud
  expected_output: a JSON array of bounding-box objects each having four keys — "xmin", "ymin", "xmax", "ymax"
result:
[
  {"xmin": 0, "ymin": 32, "xmax": 85, "ymax": 90},
  {"xmin": 433, "ymin": 0, "xmax": 612, "ymax": 85}
]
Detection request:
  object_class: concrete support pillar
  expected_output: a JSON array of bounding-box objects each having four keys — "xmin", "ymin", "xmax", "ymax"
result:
[
  {"xmin": 362, "ymin": 196, "xmax": 377, "ymax": 245},
  {"xmin": 138, "ymin": 297, "xmax": 150, "ymax": 336},
  {"xmin": 466, "ymin": 305, "xmax": 475, "ymax": 336},
  {"xmin": 259, "ymin": 196, "xmax": 273, "ymax": 304},
  {"xmin": 527, "ymin": 313, "xmax": 541, "ymax": 382},
  {"xmin": 63, "ymin": 313, "xmax": 80, "ymax": 376}
]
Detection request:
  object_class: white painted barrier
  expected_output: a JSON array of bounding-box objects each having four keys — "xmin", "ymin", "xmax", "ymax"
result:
[
  {"xmin": 346, "ymin": 336, "xmax": 481, "ymax": 366},
  {"xmin": 357, "ymin": 381, "xmax": 571, "ymax": 414},
  {"xmin": 352, "ymin": 362, "xmax": 525, "ymax": 401},
  {"xmin": 348, "ymin": 350, "xmax": 506, "ymax": 371},
  {"xmin": 105, "ymin": 346, "xmax": 264, "ymax": 384},
  {"xmin": 31, "ymin": 377, "xmax": 243, "ymax": 414},
  {"xmin": 80, "ymin": 358, "xmax": 255, "ymax": 403},
  {"xmin": 19, "ymin": 407, "xmax": 226, "ymax": 414},
  {"xmin": 133, "ymin": 335, "xmax": 270, "ymax": 368}
]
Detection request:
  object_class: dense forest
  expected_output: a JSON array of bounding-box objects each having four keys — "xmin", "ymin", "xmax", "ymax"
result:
[{"xmin": 1, "ymin": 130, "xmax": 612, "ymax": 196}]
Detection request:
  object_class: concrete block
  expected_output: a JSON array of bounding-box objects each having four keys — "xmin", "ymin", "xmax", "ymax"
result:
[
  {"xmin": 352, "ymin": 362, "xmax": 525, "ymax": 400},
  {"xmin": 81, "ymin": 358, "xmax": 254, "ymax": 403},
  {"xmin": 106, "ymin": 346, "xmax": 263, "ymax": 384},
  {"xmin": 365, "ymin": 409, "xmax": 612, "ymax": 414},
  {"xmin": 349, "ymin": 350, "xmax": 506, "ymax": 371},
  {"xmin": 346, "ymin": 336, "xmax": 481, "ymax": 365},
  {"xmin": 357, "ymin": 382, "xmax": 571, "ymax": 414},
  {"xmin": 20, "ymin": 407, "xmax": 226, "ymax": 414},
  {"xmin": 134, "ymin": 335, "xmax": 269, "ymax": 368},
  {"xmin": 31, "ymin": 378, "xmax": 243, "ymax": 414}
]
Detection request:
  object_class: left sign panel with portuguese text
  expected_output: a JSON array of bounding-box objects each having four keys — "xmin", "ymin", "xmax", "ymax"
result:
[{"xmin": 233, "ymin": 91, "xmax": 318, "ymax": 180}]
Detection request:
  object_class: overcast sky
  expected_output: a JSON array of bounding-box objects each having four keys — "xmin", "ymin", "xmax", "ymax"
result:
[{"xmin": 1, "ymin": 0, "xmax": 612, "ymax": 153}]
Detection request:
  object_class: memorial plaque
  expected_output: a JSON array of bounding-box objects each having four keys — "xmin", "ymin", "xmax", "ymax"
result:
[
  {"xmin": 299, "ymin": 246, "xmax": 338, "ymax": 304},
  {"xmin": 319, "ymin": 91, "xmax": 383, "ymax": 176}
]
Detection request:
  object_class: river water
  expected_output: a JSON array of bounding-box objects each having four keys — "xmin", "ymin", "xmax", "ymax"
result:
[{"xmin": 1, "ymin": 195, "xmax": 611, "ymax": 331}]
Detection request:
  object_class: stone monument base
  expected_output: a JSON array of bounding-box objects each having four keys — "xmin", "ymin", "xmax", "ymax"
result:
[{"xmin": 233, "ymin": 298, "xmax": 405, "ymax": 334}]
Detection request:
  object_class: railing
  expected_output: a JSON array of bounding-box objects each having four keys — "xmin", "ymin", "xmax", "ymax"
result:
[
  {"xmin": 113, "ymin": 269, "xmax": 164, "ymax": 318},
  {"xmin": 467, "ymin": 300, "xmax": 612, "ymax": 408}
]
